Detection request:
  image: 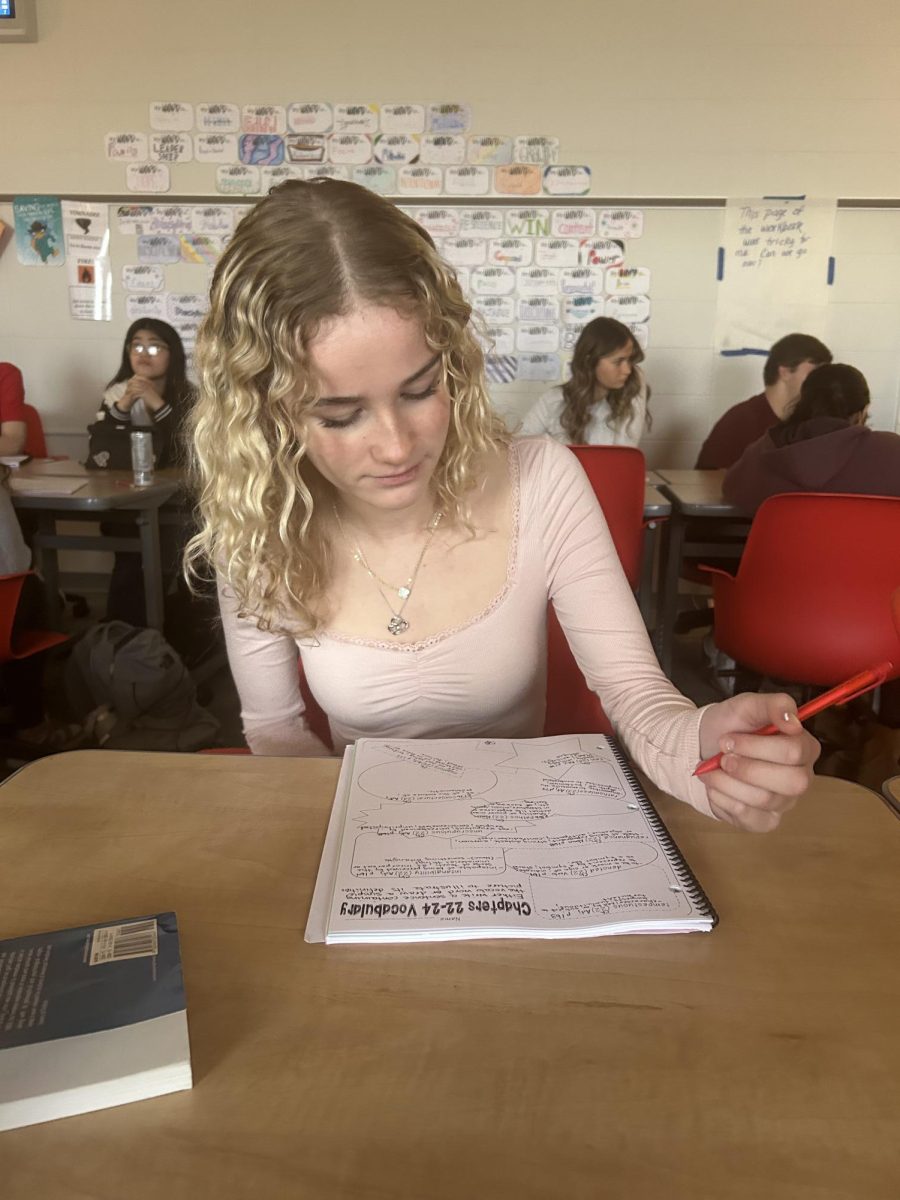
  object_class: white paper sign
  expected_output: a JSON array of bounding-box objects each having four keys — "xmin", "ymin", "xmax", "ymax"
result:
[
  {"xmin": 517, "ymin": 296, "xmax": 560, "ymax": 323},
  {"xmin": 629, "ymin": 323, "xmax": 650, "ymax": 350},
  {"xmin": 560, "ymin": 266, "xmax": 604, "ymax": 295},
  {"xmin": 149, "ymin": 101, "xmax": 193, "ymax": 132},
  {"xmin": 536, "ymin": 238, "xmax": 580, "ymax": 268},
  {"xmin": 473, "ymin": 295, "xmax": 515, "ymax": 324},
  {"xmin": 597, "ymin": 208, "xmax": 644, "ymax": 238},
  {"xmin": 397, "ymin": 165, "xmax": 443, "ymax": 195},
  {"xmin": 69, "ymin": 277, "xmax": 111, "ymax": 322},
  {"xmin": 564, "ymin": 295, "xmax": 604, "ymax": 325},
  {"xmin": 216, "ymin": 165, "xmax": 261, "ymax": 194},
  {"xmin": 605, "ymin": 266, "xmax": 651, "ymax": 295},
  {"xmin": 137, "ymin": 234, "xmax": 180, "ymax": 263},
  {"xmin": 148, "ymin": 206, "xmax": 193, "ymax": 234},
  {"xmin": 605, "ymin": 294, "xmax": 651, "ymax": 322},
  {"xmin": 505, "ymin": 208, "xmax": 551, "ymax": 237},
  {"xmin": 105, "ymin": 132, "xmax": 148, "ymax": 162},
  {"xmin": 353, "ymin": 164, "xmax": 396, "ymax": 194},
  {"xmin": 470, "ymin": 266, "xmax": 516, "ymax": 295},
  {"xmin": 126, "ymin": 163, "xmax": 170, "ymax": 193},
  {"xmin": 419, "ymin": 134, "xmax": 466, "ymax": 165},
  {"xmin": 302, "ymin": 164, "xmax": 350, "ymax": 181},
  {"xmin": 126, "ymin": 293, "xmax": 167, "ymax": 320},
  {"xmin": 197, "ymin": 103, "xmax": 240, "ymax": 132},
  {"xmin": 380, "ymin": 104, "xmax": 426, "ymax": 134},
  {"xmin": 334, "ymin": 103, "xmax": 379, "ymax": 134},
  {"xmin": 484, "ymin": 355, "xmax": 518, "ymax": 384},
  {"xmin": 150, "ymin": 133, "xmax": 192, "ymax": 164},
  {"xmin": 194, "ymin": 134, "xmax": 238, "ymax": 163},
  {"xmin": 285, "ymin": 134, "xmax": 327, "ymax": 163},
  {"xmin": 458, "ymin": 209, "xmax": 504, "ymax": 237},
  {"xmin": 414, "ymin": 208, "xmax": 460, "ymax": 236},
  {"xmin": 373, "ymin": 134, "xmax": 419, "ymax": 164},
  {"xmin": 551, "ymin": 208, "xmax": 596, "ymax": 238},
  {"xmin": 329, "ymin": 133, "xmax": 373, "ymax": 164},
  {"xmin": 480, "ymin": 325, "xmax": 515, "ymax": 355},
  {"xmin": 514, "ymin": 136, "xmax": 559, "ymax": 165},
  {"xmin": 179, "ymin": 234, "xmax": 224, "ymax": 265},
  {"xmin": 116, "ymin": 205, "xmax": 154, "ymax": 234},
  {"xmin": 242, "ymin": 105, "xmax": 286, "ymax": 134},
  {"xmin": 517, "ymin": 353, "xmax": 560, "ymax": 382},
  {"xmin": 444, "ymin": 165, "xmax": 490, "ymax": 196},
  {"xmin": 579, "ymin": 238, "xmax": 625, "ymax": 268},
  {"xmin": 493, "ymin": 165, "xmax": 542, "ymax": 196},
  {"xmin": 516, "ymin": 266, "xmax": 559, "ymax": 295},
  {"xmin": 442, "ymin": 237, "xmax": 487, "ymax": 267},
  {"xmin": 427, "ymin": 103, "xmax": 471, "ymax": 133},
  {"xmin": 467, "ymin": 135, "xmax": 513, "ymax": 166},
  {"xmin": 488, "ymin": 237, "xmax": 533, "ymax": 266},
  {"xmin": 543, "ymin": 166, "xmax": 592, "ymax": 196},
  {"xmin": 287, "ymin": 102, "xmax": 333, "ymax": 133},
  {"xmin": 261, "ymin": 165, "xmax": 304, "ymax": 192},
  {"xmin": 191, "ymin": 205, "xmax": 234, "ymax": 234},
  {"xmin": 517, "ymin": 324, "xmax": 560, "ymax": 352},
  {"xmin": 122, "ymin": 264, "xmax": 164, "ymax": 291}
]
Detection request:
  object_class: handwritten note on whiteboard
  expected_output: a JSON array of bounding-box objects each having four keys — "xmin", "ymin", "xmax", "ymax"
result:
[{"xmin": 715, "ymin": 197, "xmax": 836, "ymax": 353}]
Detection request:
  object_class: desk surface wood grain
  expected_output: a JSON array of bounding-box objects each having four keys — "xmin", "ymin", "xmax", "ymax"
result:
[{"xmin": 1, "ymin": 751, "xmax": 898, "ymax": 1200}]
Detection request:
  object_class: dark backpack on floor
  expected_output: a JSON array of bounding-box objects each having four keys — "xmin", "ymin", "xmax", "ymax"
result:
[{"xmin": 66, "ymin": 621, "xmax": 220, "ymax": 752}]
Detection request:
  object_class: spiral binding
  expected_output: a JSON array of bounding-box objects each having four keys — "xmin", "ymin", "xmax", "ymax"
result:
[{"xmin": 605, "ymin": 736, "xmax": 718, "ymax": 925}]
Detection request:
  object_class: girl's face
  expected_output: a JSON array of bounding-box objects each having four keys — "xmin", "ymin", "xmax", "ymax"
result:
[
  {"xmin": 301, "ymin": 304, "xmax": 452, "ymax": 520},
  {"xmin": 594, "ymin": 341, "xmax": 637, "ymax": 392},
  {"xmin": 129, "ymin": 329, "xmax": 171, "ymax": 383}
]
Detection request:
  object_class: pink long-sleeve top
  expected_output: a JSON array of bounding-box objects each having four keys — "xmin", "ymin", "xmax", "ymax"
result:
[{"xmin": 219, "ymin": 436, "xmax": 714, "ymax": 816}]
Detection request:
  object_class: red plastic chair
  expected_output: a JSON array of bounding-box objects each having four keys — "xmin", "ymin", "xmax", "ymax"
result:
[
  {"xmin": 544, "ymin": 446, "xmax": 647, "ymax": 736},
  {"xmin": 0, "ymin": 571, "xmax": 69, "ymax": 664},
  {"xmin": 201, "ymin": 658, "xmax": 332, "ymax": 755},
  {"xmin": 21, "ymin": 404, "xmax": 48, "ymax": 459},
  {"xmin": 701, "ymin": 493, "xmax": 900, "ymax": 687}
]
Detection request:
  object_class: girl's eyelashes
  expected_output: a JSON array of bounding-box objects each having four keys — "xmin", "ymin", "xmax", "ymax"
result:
[
  {"xmin": 401, "ymin": 378, "xmax": 441, "ymax": 401},
  {"xmin": 318, "ymin": 410, "xmax": 362, "ymax": 430}
]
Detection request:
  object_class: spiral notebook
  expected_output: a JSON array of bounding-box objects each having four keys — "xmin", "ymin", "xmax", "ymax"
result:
[{"xmin": 306, "ymin": 734, "xmax": 717, "ymax": 944}]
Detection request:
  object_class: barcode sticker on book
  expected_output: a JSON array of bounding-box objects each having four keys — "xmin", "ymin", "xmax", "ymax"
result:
[{"xmin": 89, "ymin": 919, "xmax": 159, "ymax": 965}]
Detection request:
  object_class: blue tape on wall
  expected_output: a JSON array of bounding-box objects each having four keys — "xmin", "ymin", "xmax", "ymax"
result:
[
  {"xmin": 827, "ymin": 256, "xmax": 836, "ymax": 285},
  {"xmin": 719, "ymin": 348, "xmax": 769, "ymax": 358},
  {"xmin": 716, "ymin": 246, "xmax": 724, "ymax": 281}
]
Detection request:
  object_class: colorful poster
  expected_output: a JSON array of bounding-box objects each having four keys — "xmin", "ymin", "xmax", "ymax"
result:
[
  {"xmin": 179, "ymin": 234, "xmax": 225, "ymax": 265},
  {"xmin": 122, "ymin": 264, "xmax": 164, "ymax": 291},
  {"xmin": 578, "ymin": 238, "xmax": 625, "ymax": 268},
  {"xmin": 126, "ymin": 163, "xmax": 170, "ymax": 193},
  {"xmin": 287, "ymin": 102, "xmax": 333, "ymax": 133},
  {"xmin": 353, "ymin": 164, "xmax": 396, "ymax": 194},
  {"xmin": 194, "ymin": 134, "xmax": 239, "ymax": 163},
  {"xmin": 543, "ymin": 166, "xmax": 592, "ymax": 196},
  {"xmin": 467, "ymin": 135, "xmax": 513, "ymax": 166},
  {"xmin": 196, "ymin": 103, "xmax": 240, "ymax": 132},
  {"xmin": 149, "ymin": 101, "xmax": 194, "ymax": 131},
  {"xmin": 13, "ymin": 196, "xmax": 64, "ymax": 266},
  {"xmin": 105, "ymin": 132, "xmax": 148, "ymax": 162},
  {"xmin": 505, "ymin": 208, "xmax": 551, "ymax": 237},
  {"xmin": 241, "ymin": 105, "xmax": 286, "ymax": 134},
  {"xmin": 380, "ymin": 104, "xmax": 426, "ymax": 135},
  {"xmin": 285, "ymin": 134, "xmax": 327, "ymax": 163},
  {"xmin": 150, "ymin": 133, "xmax": 193, "ymax": 164},
  {"xmin": 605, "ymin": 266, "xmax": 651, "ymax": 295},
  {"xmin": 216, "ymin": 165, "xmax": 261, "ymax": 194},
  {"xmin": 484, "ymin": 355, "xmax": 518, "ymax": 384},
  {"xmin": 493, "ymin": 164, "xmax": 542, "ymax": 196},
  {"xmin": 420, "ymin": 134, "xmax": 466, "ymax": 165},
  {"xmin": 239, "ymin": 134, "xmax": 284, "ymax": 165},
  {"xmin": 513, "ymin": 136, "xmax": 559, "ymax": 165},
  {"xmin": 333, "ymin": 103, "xmax": 379, "ymax": 134},
  {"xmin": 427, "ymin": 103, "xmax": 471, "ymax": 133},
  {"xmin": 396, "ymin": 165, "xmax": 443, "ymax": 196},
  {"xmin": 373, "ymin": 134, "xmax": 419, "ymax": 165}
]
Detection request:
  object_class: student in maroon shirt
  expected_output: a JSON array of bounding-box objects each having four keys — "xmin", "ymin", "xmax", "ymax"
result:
[{"xmin": 696, "ymin": 333, "xmax": 832, "ymax": 469}]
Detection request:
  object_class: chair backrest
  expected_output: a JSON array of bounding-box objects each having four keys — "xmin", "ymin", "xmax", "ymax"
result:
[
  {"xmin": 711, "ymin": 493, "xmax": 900, "ymax": 686},
  {"xmin": 0, "ymin": 571, "xmax": 28, "ymax": 664},
  {"xmin": 544, "ymin": 446, "xmax": 646, "ymax": 737},
  {"xmin": 22, "ymin": 404, "xmax": 48, "ymax": 458}
]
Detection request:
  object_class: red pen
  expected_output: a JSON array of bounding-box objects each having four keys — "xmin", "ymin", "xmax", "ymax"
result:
[{"xmin": 693, "ymin": 660, "xmax": 895, "ymax": 777}]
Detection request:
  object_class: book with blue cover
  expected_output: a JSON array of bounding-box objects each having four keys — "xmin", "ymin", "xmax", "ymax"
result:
[{"xmin": 0, "ymin": 912, "xmax": 192, "ymax": 1131}]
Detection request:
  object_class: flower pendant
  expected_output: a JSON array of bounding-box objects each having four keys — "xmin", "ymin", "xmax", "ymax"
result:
[{"xmin": 388, "ymin": 615, "xmax": 410, "ymax": 636}]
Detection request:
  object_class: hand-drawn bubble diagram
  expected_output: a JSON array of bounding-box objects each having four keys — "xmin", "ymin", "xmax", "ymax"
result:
[{"xmin": 344, "ymin": 737, "xmax": 683, "ymax": 922}]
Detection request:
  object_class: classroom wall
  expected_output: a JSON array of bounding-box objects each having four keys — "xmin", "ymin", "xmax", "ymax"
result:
[{"xmin": 2, "ymin": 0, "xmax": 899, "ymax": 466}]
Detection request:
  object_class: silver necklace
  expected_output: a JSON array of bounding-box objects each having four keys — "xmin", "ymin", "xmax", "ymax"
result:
[{"xmin": 334, "ymin": 507, "xmax": 443, "ymax": 636}]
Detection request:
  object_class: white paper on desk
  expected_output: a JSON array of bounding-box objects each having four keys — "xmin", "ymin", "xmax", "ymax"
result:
[
  {"xmin": 10, "ymin": 477, "xmax": 86, "ymax": 496},
  {"xmin": 305, "ymin": 750, "xmax": 355, "ymax": 943}
]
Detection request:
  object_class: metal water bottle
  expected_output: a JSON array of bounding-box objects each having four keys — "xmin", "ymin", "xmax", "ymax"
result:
[{"xmin": 130, "ymin": 429, "xmax": 155, "ymax": 486}]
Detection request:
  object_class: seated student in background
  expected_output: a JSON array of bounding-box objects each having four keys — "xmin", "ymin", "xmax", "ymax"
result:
[
  {"xmin": 517, "ymin": 317, "xmax": 649, "ymax": 446},
  {"xmin": 723, "ymin": 363, "xmax": 900, "ymax": 510},
  {"xmin": 90, "ymin": 319, "xmax": 196, "ymax": 626},
  {"xmin": 187, "ymin": 178, "xmax": 819, "ymax": 834},
  {"xmin": 0, "ymin": 362, "xmax": 27, "ymax": 457},
  {"xmin": 696, "ymin": 333, "xmax": 832, "ymax": 469}
]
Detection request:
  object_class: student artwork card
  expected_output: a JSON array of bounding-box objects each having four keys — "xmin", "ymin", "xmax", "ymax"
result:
[
  {"xmin": 126, "ymin": 293, "xmax": 166, "ymax": 321},
  {"xmin": 167, "ymin": 293, "xmax": 210, "ymax": 323},
  {"xmin": 514, "ymin": 136, "xmax": 560, "ymax": 165},
  {"xmin": 179, "ymin": 234, "xmax": 224, "ymax": 265},
  {"xmin": 373, "ymin": 134, "xmax": 419, "ymax": 165},
  {"xmin": 517, "ymin": 353, "xmax": 560, "ymax": 382},
  {"xmin": 605, "ymin": 266, "xmax": 651, "ymax": 295},
  {"xmin": 147, "ymin": 206, "xmax": 193, "ymax": 235},
  {"xmin": 353, "ymin": 164, "xmax": 396, "ymax": 194},
  {"xmin": 14, "ymin": 196, "xmax": 64, "ymax": 266},
  {"xmin": 458, "ymin": 209, "xmax": 504, "ymax": 237},
  {"xmin": 484, "ymin": 355, "xmax": 518, "ymax": 384},
  {"xmin": 105, "ymin": 133, "xmax": 148, "ymax": 162},
  {"xmin": 517, "ymin": 295, "xmax": 560, "ymax": 323},
  {"xmin": 427, "ymin": 103, "xmax": 471, "ymax": 134},
  {"xmin": 444, "ymin": 165, "xmax": 490, "ymax": 196},
  {"xmin": 479, "ymin": 325, "xmax": 515, "ymax": 355},
  {"xmin": 150, "ymin": 133, "xmax": 192, "ymax": 164},
  {"xmin": 452, "ymin": 267, "xmax": 471, "ymax": 294},
  {"xmin": 579, "ymin": 237, "xmax": 625, "ymax": 269},
  {"xmin": 516, "ymin": 266, "xmax": 559, "ymax": 295},
  {"xmin": 191, "ymin": 205, "xmax": 234, "ymax": 235},
  {"xmin": 413, "ymin": 207, "xmax": 460, "ymax": 236},
  {"xmin": 239, "ymin": 134, "xmax": 284, "ymax": 166},
  {"xmin": 328, "ymin": 133, "xmax": 373, "ymax": 165},
  {"xmin": 122, "ymin": 264, "xmax": 164, "ymax": 291},
  {"xmin": 505, "ymin": 207, "xmax": 550, "ymax": 237},
  {"xmin": 62, "ymin": 200, "xmax": 107, "ymax": 253},
  {"xmin": 137, "ymin": 234, "xmax": 180, "ymax": 264},
  {"xmin": 628, "ymin": 322, "xmax": 649, "ymax": 350},
  {"xmin": 473, "ymin": 294, "xmax": 515, "ymax": 324},
  {"xmin": 302, "ymin": 164, "xmax": 350, "ymax": 181},
  {"xmin": 115, "ymin": 205, "xmax": 154, "ymax": 235},
  {"xmin": 333, "ymin": 103, "xmax": 379, "ymax": 134},
  {"xmin": 241, "ymin": 105, "xmax": 286, "ymax": 134},
  {"xmin": 560, "ymin": 266, "xmax": 604, "ymax": 295},
  {"xmin": 287, "ymin": 102, "xmax": 333, "ymax": 133},
  {"xmin": 467, "ymin": 135, "xmax": 513, "ymax": 166},
  {"xmin": 470, "ymin": 265, "xmax": 516, "ymax": 295},
  {"xmin": 441, "ymin": 237, "xmax": 487, "ymax": 268},
  {"xmin": 149, "ymin": 102, "xmax": 193, "ymax": 132},
  {"xmin": 216, "ymin": 165, "xmax": 261, "ymax": 194},
  {"xmin": 551, "ymin": 208, "xmax": 596, "ymax": 238},
  {"xmin": 493, "ymin": 164, "xmax": 542, "ymax": 196},
  {"xmin": 542, "ymin": 165, "xmax": 592, "ymax": 196},
  {"xmin": 597, "ymin": 208, "xmax": 644, "ymax": 238},
  {"xmin": 488, "ymin": 237, "xmax": 533, "ymax": 266},
  {"xmin": 605, "ymin": 293, "xmax": 651, "ymax": 322},
  {"xmin": 419, "ymin": 134, "xmax": 466, "ymax": 165},
  {"xmin": 535, "ymin": 238, "xmax": 580, "ymax": 268},
  {"xmin": 194, "ymin": 134, "xmax": 238, "ymax": 163},
  {"xmin": 380, "ymin": 104, "xmax": 426, "ymax": 135},
  {"xmin": 396, "ymin": 165, "xmax": 443, "ymax": 196},
  {"xmin": 261, "ymin": 165, "xmax": 304, "ymax": 193},
  {"xmin": 285, "ymin": 134, "xmax": 327, "ymax": 164},
  {"xmin": 126, "ymin": 164, "xmax": 170, "ymax": 193},
  {"xmin": 564, "ymin": 294, "xmax": 604, "ymax": 325},
  {"xmin": 517, "ymin": 324, "xmax": 560, "ymax": 353},
  {"xmin": 196, "ymin": 103, "xmax": 241, "ymax": 132}
]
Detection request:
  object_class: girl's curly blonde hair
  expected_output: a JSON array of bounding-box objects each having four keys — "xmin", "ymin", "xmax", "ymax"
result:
[
  {"xmin": 186, "ymin": 179, "xmax": 507, "ymax": 637},
  {"xmin": 560, "ymin": 317, "xmax": 648, "ymax": 444}
]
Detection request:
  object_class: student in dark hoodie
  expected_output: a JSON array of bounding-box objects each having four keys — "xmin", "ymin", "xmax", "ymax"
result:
[{"xmin": 723, "ymin": 363, "xmax": 900, "ymax": 511}]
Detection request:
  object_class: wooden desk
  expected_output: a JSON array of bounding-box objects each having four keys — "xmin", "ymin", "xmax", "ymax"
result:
[
  {"xmin": 12, "ymin": 461, "xmax": 183, "ymax": 630},
  {"xmin": 2, "ymin": 751, "xmax": 897, "ymax": 1200}
]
